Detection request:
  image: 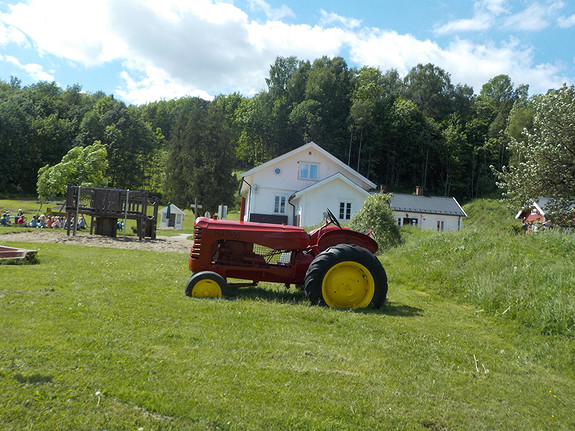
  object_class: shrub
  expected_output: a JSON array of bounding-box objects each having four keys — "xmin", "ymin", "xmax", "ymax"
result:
[{"xmin": 348, "ymin": 193, "xmax": 402, "ymax": 253}]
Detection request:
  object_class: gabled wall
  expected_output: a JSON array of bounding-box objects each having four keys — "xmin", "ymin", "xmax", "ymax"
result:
[
  {"xmin": 292, "ymin": 176, "xmax": 369, "ymax": 227},
  {"xmin": 242, "ymin": 142, "xmax": 375, "ymax": 225}
]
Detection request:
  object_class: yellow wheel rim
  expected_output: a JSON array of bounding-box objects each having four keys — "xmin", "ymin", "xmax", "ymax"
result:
[
  {"xmin": 321, "ymin": 261, "xmax": 375, "ymax": 308},
  {"xmin": 191, "ymin": 279, "xmax": 222, "ymax": 298}
]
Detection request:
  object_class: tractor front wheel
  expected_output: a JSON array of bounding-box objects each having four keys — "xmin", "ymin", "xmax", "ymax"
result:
[
  {"xmin": 304, "ymin": 244, "xmax": 387, "ymax": 309},
  {"xmin": 185, "ymin": 271, "xmax": 228, "ymax": 299}
]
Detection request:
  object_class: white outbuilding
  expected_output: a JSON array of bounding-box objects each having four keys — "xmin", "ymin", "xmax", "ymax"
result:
[
  {"xmin": 390, "ymin": 189, "xmax": 466, "ymax": 232},
  {"xmin": 158, "ymin": 203, "xmax": 186, "ymax": 229}
]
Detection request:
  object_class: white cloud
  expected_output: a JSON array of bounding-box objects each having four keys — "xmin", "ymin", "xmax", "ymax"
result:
[
  {"xmin": 248, "ymin": 20, "xmax": 350, "ymax": 57},
  {"xmin": 434, "ymin": 0, "xmax": 566, "ymax": 34},
  {"xmin": 482, "ymin": 0, "xmax": 508, "ymax": 15},
  {"xmin": 435, "ymin": 14, "xmax": 492, "ymax": 34},
  {"xmin": 108, "ymin": 0, "xmax": 254, "ymax": 90},
  {"xmin": 348, "ymin": 30, "xmax": 442, "ymax": 76},
  {"xmin": 2, "ymin": 54, "xmax": 54, "ymax": 81},
  {"xmin": 434, "ymin": 0, "xmax": 509, "ymax": 35},
  {"xmin": 116, "ymin": 69, "xmax": 213, "ymax": 105},
  {"xmin": 558, "ymin": 14, "xmax": 575, "ymax": 28},
  {"xmin": 349, "ymin": 31, "xmax": 565, "ymax": 94},
  {"xmin": 442, "ymin": 38, "xmax": 563, "ymax": 92},
  {"xmin": 247, "ymin": 0, "xmax": 294, "ymax": 21},
  {"xmin": 504, "ymin": 2, "xmax": 556, "ymax": 31},
  {"xmin": 0, "ymin": 0, "xmax": 570, "ymax": 102},
  {"xmin": 1, "ymin": 0, "xmax": 125, "ymax": 65},
  {"xmin": 0, "ymin": 19, "xmax": 28, "ymax": 45},
  {"xmin": 319, "ymin": 10, "xmax": 362, "ymax": 29}
]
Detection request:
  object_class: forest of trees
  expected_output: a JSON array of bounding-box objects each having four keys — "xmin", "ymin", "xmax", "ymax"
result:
[{"xmin": 0, "ymin": 57, "xmax": 544, "ymax": 213}]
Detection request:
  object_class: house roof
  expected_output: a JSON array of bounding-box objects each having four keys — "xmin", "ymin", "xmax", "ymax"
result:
[
  {"xmin": 515, "ymin": 200, "xmax": 546, "ymax": 219},
  {"xmin": 241, "ymin": 141, "xmax": 376, "ymax": 190},
  {"xmin": 290, "ymin": 172, "xmax": 371, "ymax": 201},
  {"xmin": 158, "ymin": 204, "xmax": 186, "ymax": 215},
  {"xmin": 391, "ymin": 193, "xmax": 467, "ymax": 217},
  {"xmin": 515, "ymin": 197, "xmax": 575, "ymax": 219}
]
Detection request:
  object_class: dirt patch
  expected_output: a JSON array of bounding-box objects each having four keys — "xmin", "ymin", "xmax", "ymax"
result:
[{"xmin": 0, "ymin": 230, "xmax": 192, "ymax": 254}]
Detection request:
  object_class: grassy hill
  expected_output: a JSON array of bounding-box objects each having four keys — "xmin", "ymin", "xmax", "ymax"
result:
[
  {"xmin": 383, "ymin": 199, "xmax": 575, "ymax": 337},
  {"xmin": 1, "ymin": 199, "xmax": 574, "ymax": 430}
]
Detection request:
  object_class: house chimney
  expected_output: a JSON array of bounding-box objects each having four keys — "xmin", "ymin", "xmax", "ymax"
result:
[{"xmin": 416, "ymin": 186, "xmax": 423, "ymax": 196}]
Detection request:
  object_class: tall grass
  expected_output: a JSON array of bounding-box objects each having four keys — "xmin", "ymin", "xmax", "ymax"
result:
[{"xmin": 383, "ymin": 200, "xmax": 575, "ymax": 336}]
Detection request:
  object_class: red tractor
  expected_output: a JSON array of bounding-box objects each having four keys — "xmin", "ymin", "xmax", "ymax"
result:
[{"xmin": 186, "ymin": 209, "xmax": 387, "ymax": 309}]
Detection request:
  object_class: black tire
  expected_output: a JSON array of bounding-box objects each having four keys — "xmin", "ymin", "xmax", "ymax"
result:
[
  {"xmin": 185, "ymin": 271, "xmax": 228, "ymax": 298},
  {"xmin": 304, "ymin": 244, "xmax": 387, "ymax": 309}
]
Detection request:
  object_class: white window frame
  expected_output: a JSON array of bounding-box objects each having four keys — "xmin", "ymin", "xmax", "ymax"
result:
[
  {"xmin": 339, "ymin": 202, "xmax": 352, "ymax": 220},
  {"xmin": 298, "ymin": 162, "xmax": 319, "ymax": 180},
  {"xmin": 274, "ymin": 196, "xmax": 286, "ymax": 214}
]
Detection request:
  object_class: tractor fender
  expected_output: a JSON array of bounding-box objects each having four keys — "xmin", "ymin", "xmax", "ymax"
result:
[{"xmin": 316, "ymin": 228, "xmax": 378, "ymax": 254}]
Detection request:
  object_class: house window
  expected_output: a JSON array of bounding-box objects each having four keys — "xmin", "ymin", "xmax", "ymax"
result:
[
  {"xmin": 299, "ymin": 163, "xmax": 318, "ymax": 180},
  {"xmin": 274, "ymin": 196, "xmax": 286, "ymax": 214},
  {"xmin": 437, "ymin": 220, "xmax": 444, "ymax": 231},
  {"xmin": 339, "ymin": 202, "xmax": 352, "ymax": 220},
  {"xmin": 403, "ymin": 217, "xmax": 418, "ymax": 226}
]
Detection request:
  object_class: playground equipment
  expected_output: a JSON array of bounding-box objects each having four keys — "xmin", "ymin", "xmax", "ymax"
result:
[{"xmin": 65, "ymin": 185, "xmax": 159, "ymax": 240}]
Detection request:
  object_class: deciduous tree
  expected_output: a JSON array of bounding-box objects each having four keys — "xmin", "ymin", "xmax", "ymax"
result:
[
  {"xmin": 495, "ymin": 85, "xmax": 575, "ymax": 224},
  {"xmin": 36, "ymin": 142, "xmax": 108, "ymax": 200}
]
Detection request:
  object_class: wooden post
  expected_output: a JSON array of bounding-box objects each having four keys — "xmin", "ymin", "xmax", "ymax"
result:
[
  {"xmin": 191, "ymin": 198, "xmax": 203, "ymax": 218},
  {"xmin": 123, "ymin": 189, "xmax": 129, "ymax": 240},
  {"xmin": 73, "ymin": 186, "xmax": 81, "ymax": 236}
]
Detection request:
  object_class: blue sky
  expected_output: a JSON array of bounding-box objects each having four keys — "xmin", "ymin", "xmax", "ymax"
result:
[{"xmin": 1, "ymin": 0, "xmax": 574, "ymax": 105}]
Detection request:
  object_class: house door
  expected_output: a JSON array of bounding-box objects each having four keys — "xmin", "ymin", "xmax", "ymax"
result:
[{"xmin": 168, "ymin": 215, "xmax": 175, "ymax": 227}]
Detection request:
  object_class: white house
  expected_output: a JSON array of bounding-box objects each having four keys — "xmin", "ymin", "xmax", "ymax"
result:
[
  {"xmin": 390, "ymin": 190, "xmax": 466, "ymax": 232},
  {"xmin": 240, "ymin": 142, "xmax": 376, "ymax": 227},
  {"xmin": 158, "ymin": 203, "xmax": 186, "ymax": 229}
]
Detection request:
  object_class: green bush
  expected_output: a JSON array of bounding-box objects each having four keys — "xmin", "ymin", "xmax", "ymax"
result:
[{"xmin": 348, "ymin": 193, "xmax": 402, "ymax": 253}]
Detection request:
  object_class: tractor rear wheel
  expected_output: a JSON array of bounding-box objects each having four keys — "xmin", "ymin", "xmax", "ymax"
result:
[
  {"xmin": 185, "ymin": 271, "xmax": 228, "ymax": 299},
  {"xmin": 304, "ymin": 244, "xmax": 387, "ymax": 309}
]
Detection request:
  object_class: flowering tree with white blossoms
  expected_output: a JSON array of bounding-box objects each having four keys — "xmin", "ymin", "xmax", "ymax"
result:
[{"xmin": 495, "ymin": 84, "xmax": 575, "ymax": 226}]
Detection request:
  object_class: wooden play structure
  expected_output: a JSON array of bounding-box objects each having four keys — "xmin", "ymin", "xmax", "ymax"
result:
[{"xmin": 65, "ymin": 185, "xmax": 159, "ymax": 240}]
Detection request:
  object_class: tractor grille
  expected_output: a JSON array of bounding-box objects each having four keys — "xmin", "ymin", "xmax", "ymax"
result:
[
  {"xmin": 214, "ymin": 240, "xmax": 292, "ymax": 267},
  {"xmin": 253, "ymin": 244, "xmax": 290, "ymax": 264},
  {"xmin": 191, "ymin": 225, "xmax": 202, "ymax": 260}
]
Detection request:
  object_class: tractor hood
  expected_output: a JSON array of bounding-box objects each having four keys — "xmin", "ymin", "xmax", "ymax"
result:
[{"xmin": 193, "ymin": 217, "xmax": 311, "ymax": 250}]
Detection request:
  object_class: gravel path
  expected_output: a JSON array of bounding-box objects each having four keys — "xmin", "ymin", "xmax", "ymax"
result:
[{"xmin": 0, "ymin": 229, "xmax": 192, "ymax": 253}]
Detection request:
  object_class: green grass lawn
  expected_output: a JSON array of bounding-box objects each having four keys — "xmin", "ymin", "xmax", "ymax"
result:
[
  {"xmin": 1, "ymin": 199, "xmax": 574, "ymax": 430},
  {"xmin": 0, "ymin": 198, "xmax": 63, "ymax": 220}
]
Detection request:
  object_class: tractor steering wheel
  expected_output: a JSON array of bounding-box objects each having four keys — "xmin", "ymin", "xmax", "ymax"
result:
[{"xmin": 326, "ymin": 208, "xmax": 342, "ymax": 229}]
